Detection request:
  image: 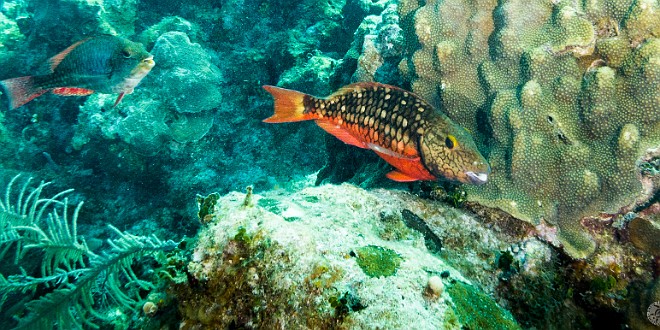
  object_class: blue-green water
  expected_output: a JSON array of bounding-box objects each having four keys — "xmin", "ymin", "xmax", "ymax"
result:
[{"xmin": 0, "ymin": 0, "xmax": 658, "ymax": 329}]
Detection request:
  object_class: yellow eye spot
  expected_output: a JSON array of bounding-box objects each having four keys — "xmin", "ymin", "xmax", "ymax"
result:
[{"xmin": 445, "ymin": 135, "xmax": 458, "ymax": 149}]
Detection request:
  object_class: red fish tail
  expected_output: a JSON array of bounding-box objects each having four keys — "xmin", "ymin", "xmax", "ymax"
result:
[
  {"xmin": 0, "ymin": 76, "xmax": 47, "ymax": 110},
  {"xmin": 262, "ymin": 85, "xmax": 315, "ymax": 123}
]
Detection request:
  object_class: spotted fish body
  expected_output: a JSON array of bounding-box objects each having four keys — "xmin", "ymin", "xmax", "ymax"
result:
[{"xmin": 263, "ymin": 82, "xmax": 490, "ymax": 184}]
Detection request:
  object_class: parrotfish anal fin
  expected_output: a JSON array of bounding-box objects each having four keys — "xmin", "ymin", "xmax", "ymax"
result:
[
  {"xmin": 372, "ymin": 149, "xmax": 436, "ymax": 182},
  {"xmin": 316, "ymin": 120, "xmax": 366, "ymax": 148},
  {"xmin": 386, "ymin": 171, "xmax": 420, "ymax": 182},
  {"xmin": 48, "ymin": 38, "xmax": 92, "ymax": 71},
  {"xmin": 112, "ymin": 93, "xmax": 125, "ymax": 108},
  {"xmin": 262, "ymin": 85, "xmax": 315, "ymax": 123},
  {"xmin": 51, "ymin": 87, "xmax": 94, "ymax": 96}
]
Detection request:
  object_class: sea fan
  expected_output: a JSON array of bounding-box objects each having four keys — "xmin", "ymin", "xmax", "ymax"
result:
[{"xmin": 0, "ymin": 175, "xmax": 178, "ymax": 329}]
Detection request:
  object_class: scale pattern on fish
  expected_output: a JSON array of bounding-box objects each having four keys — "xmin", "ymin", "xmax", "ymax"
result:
[{"xmin": 263, "ymin": 82, "xmax": 490, "ymax": 184}]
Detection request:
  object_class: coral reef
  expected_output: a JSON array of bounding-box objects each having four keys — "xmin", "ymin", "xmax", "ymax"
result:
[
  {"xmin": 395, "ymin": 0, "xmax": 660, "ymax": 258},
  {"xmin": 72, "ymin": 31, "xmax": 221, "ymax": 156},
  {"xmin": 0, "ymin": 0, "xmax": 658, "ymax": 327}
]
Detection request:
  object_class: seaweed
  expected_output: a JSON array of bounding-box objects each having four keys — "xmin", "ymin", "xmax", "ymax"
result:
[{"xmin": 0, "ymin": 175, "xmax": 178, "ymax": 329}]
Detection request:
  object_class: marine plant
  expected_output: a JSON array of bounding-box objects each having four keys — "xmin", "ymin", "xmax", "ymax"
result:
[
  {"xmin": 195, "ymin": 192, "xmax": 220, "ymax": 224},
  {"xmin": 0, "ymin": 175, "xmax": 178, "ymax": 329}
]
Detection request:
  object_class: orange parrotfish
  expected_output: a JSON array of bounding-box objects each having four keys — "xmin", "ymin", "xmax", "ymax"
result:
[
  {"xmin": 263, "ymin": 82, "xmax": 491, "ymax": 184},
  {"xmin": 0, "ymin": 35, "xmax": 155, "ymax": 110}
]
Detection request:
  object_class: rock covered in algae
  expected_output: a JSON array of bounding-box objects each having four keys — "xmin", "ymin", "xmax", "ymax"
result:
[
  {"xmin": 175, "ymin": 181, "xmax": 523, "ymax": 329},
  {"xmin": 395, "ymin": 0, "xmax": 660, "ymax": 258}
]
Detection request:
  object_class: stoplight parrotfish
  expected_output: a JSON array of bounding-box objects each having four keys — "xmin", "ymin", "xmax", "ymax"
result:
[
  {"xmin": 263, "ymin": 82, "xmax": 491, "ymax": 184},
  {"xmin": 0, "ymin": 35, "xmax": 155, "ymax": 110}
]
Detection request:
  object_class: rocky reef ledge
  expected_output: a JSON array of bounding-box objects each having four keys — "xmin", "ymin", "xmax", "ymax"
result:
[
  {"xmin": 176, "ymin": 178, "xmax": 524, "ymax": 329},
  {"xmin": 167, "ymin": 174, "xmax": 656, "ymax": 329}
]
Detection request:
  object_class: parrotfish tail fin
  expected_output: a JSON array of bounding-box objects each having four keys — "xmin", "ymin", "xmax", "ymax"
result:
[
  {"xmin": 0, "ymin": 76, "xmax": 47, "ymax": 110},
  {"xmin": 262, "ymin": 85, "xmax": 315, "ymax": 123}
]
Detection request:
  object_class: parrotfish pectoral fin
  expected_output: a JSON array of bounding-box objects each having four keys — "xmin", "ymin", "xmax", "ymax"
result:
[
  {"xmin": 51, "ymin": 87, "xmax": 94, "ymax": 96},
  {"xmin": 112, "ymin": 93, "xmax": 125, "ymax": 108},
  {"xmin": 262, "ymin": 85, "xmax": 315, "ymax": 123},
  {"xmin": 316, "ymin": 120, "xmax": 366, "ymax": 148},
  {"xmin": 48, "ymin": 38, "xmax": 91, "ymax": 71},
  {"xmin": 0, "ymin": 76, "xmax": 47, "ymax": 110}
]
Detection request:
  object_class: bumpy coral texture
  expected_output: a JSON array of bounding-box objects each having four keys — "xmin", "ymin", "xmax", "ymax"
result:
[{"xmin": 398, "ymin": 0, "xmax": 660, "ymax": 258}]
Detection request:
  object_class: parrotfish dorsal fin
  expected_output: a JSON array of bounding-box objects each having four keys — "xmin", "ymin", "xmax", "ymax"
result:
[
  {"xmin": 329, "ymin": 82, "xmax": 402, "ymax": 97},
  {"xmin": 48, "ymin": 38, "xmax": 92, "ymax": 71}
]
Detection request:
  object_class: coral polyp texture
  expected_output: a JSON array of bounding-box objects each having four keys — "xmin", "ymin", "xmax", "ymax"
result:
[{"xmin": 397, "ymin": 0, "xmax": 660, "ymax": 258}]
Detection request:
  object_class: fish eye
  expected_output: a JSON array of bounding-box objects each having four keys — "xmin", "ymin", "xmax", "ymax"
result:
[
  {"xmin": 445, "ymin": 135, "xmax": 457, "ymax": 149},
  {"xmin": 121, "ymin": 49, "xmax": 132, "ymax": 58}
]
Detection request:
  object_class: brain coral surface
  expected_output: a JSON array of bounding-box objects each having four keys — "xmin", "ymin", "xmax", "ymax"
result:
[{"xmin": 397, "ymin": 0, "xmax": 660, "ymax": 258}]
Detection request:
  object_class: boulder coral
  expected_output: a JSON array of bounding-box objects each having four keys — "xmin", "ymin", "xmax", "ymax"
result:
[{"xmin": 397, "ymin": 0, "xmax": 660, "ymax": 258}]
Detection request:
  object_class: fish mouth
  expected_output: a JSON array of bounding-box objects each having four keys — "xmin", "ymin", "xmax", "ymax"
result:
[
  {"xmin": 112, "ymin": 56, "xmax": 155, "ymax": 94},
  {"xmin": 466, "ymin": 171, "xmax": 488, "ymax": 185},
  {"xmin": 139, "ymin": 56, "xmax": 155, "ymax": 70}
]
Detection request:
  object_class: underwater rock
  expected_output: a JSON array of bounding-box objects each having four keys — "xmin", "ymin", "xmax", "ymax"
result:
[
  {"xmin": 627, "ymin": 216, "xmax": 660, "ymax": 256},
  {"xmin": 137, "ymin": 16, "xmax": 201, "ymax": 49},
  {"xmin": 353, "ymin": 245, "xmax": 402, "ymax": 277},
  {"xmin": 352, "ymin": 4, "xmax": 403, "ymax": 83},
  {"xmin": 177, "ymin": 182, "xmax": 526, "ymax": 329},
  {"xmin": 278, "ymin": 54, "xmax": 339, "ymax": 96},
  {"xmin": 0, "ymin": 11, "xmax": 24, "ymax": 53},
  {"xmin": 149, "ymin": 31, "xmax": 223, "ymax": 114},
  {"xmin": 24, "ymin": 0, "xmax": 135, "ymax": 44},
  {"xmin": 392, "ymin": 0, "xmax": 660, "ymax": 259}
]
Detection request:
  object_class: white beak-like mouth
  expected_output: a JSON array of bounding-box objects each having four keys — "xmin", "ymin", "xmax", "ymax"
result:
[{"xmin": 466, "ymin": 171, "xmax": 488, "ymax": 185}]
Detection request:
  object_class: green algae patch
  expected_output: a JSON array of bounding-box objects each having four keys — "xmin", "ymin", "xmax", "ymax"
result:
[
  {"xmin": 354, "ymin": 245, "xmax": 402, "ymax": 278},
  {"xmin": 196, "ymin": 192, "xmax": 220, "ymax": 223},
  {"xmin": 447, "ymin": 281, "xmax": 521, "ymax": 330}
]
